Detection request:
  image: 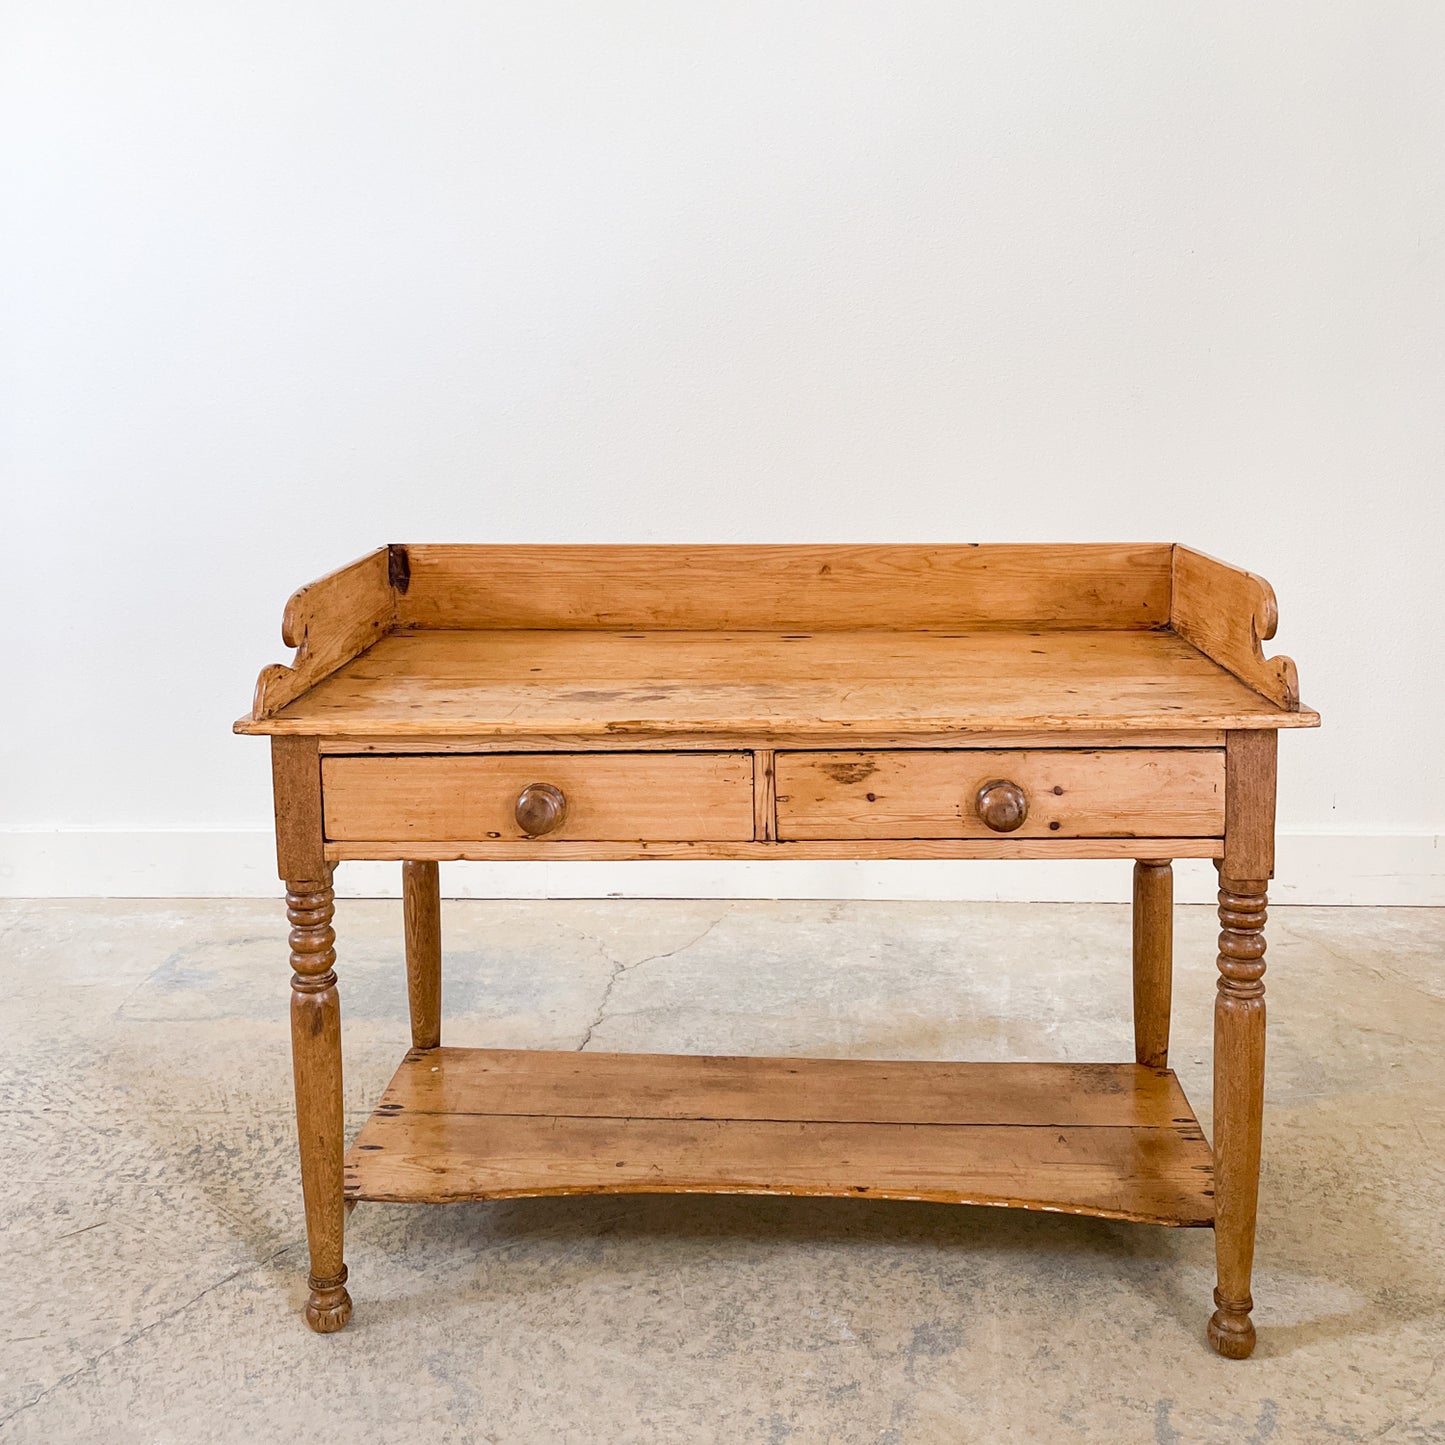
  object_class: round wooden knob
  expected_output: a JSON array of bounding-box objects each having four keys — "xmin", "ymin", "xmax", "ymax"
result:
[
  {"xmin": 975, "ymin": 779, "xmax": 1028, "ymax": 833},
  {"xmin": 514, "ymin": 783, "xmax": 567, "ymax": 837}
]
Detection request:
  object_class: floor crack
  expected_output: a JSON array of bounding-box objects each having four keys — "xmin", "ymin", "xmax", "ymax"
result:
[
  {"xmin": 576, "ymin": 911, "xmax": 729, "ymax": 1050},
  {"xmin": 0, "ymin": 1239, "xmax": 304, "ymax": 1428}
]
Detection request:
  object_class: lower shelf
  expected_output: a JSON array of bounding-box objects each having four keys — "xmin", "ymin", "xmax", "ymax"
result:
[{"xmin": 344, "ymin": 1047, "xmax": 1215, "ymax": 1227}]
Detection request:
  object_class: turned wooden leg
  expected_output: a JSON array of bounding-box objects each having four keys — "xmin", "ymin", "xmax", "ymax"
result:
[
  {"xmin": 1208, "ymin": 873, "xmax": 1267, "ymax": 1359},
  {"xmin": 1131, "ymin": 858, "xmax": 1173, "ymax": 1068},
  {"xmin": 288, "ymin": 874, "xmax": 352, "ymax": 1333},
  {"xmin": 402, "ymin": 861, "xmax": 442, "ymax": 1050}
]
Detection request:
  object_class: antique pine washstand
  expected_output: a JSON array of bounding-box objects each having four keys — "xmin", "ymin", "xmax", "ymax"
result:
[{"xmin": 235, "ymin": 543, "xmax": 1316, "ymax": 1357}]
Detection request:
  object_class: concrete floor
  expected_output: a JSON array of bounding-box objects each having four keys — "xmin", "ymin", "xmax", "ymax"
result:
[{"xmin": 1, "ymin": 896, "xmax": 1442, "ymax": 1443}]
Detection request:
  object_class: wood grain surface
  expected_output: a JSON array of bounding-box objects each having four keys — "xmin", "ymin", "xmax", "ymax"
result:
[
  {"xmin": 394, "ymin": 543, "xmax": 1175, "ymax": 631},
  {"xmin": 322, "ymin": 752, "xmax": 755, "ymax": 842},
  {"xmin": 401, "ymin": 860, "xmax": 441, "ymax": 1050},
  {"xmin": 1171, "ymin": 546, "xmax": 1301, "ymax": 710},
  {"xmin": 251, "ymin": 548, "xmax": 394, "ymax": 719},
  {"xmin": 241, "ymin": 543, "xmax": 1310, "ymax": 1344},
  {"xmin": 240, "ymin": 628, "xmax": 1318, "ymax": 738},
  {"xmin": 324, "ymin": 836, "xmax": 1225, "ymax": 862},
  {"xmin": 315, "ymin": 728, "xmax": 1229, "ymax": 754},
  {"xmin": 344, "ymin": 1048, "xmax": 1215, "ymax": 1226},
  {"xmin": 775, "ymin": 748, "xmax": 1225, "ymax": 840},
  {"xmin": 372, "ymin": 1047, "xmax": 1192, "ymax": 1126},
  {"xmin": 1132, "ymin": 859, "xmax": 1174, "ymax": 1069}
]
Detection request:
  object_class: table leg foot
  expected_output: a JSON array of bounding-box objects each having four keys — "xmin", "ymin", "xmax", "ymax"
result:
[
  {"xmin": 305, "ymin": 1267, "xmax": 353, "ymax": 1333},
  {"xmin": 1207, "ymin": 1288, "xmax": 1255, "ymax": 1359},
  {"xmin": 288, "ymin": 876, "xmax": 351, "ymax": 1336},
  {"xmin": 1210, "ymin": 869, "xmax": 1268, "ymax": 1363}
]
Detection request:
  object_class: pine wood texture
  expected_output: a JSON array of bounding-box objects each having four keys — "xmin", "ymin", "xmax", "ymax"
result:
[
  {"xmin": 1208, "ymin": 729, "xmax": 1279, "ymax": 1360},
  {"xmin": 316, "ymin": 728, "xmax": 1228, "ymax": 753},
  {"xmin": 325, "ymin": 837, "xmax": 1225, "ymax": 863},
  {"xmin": 1171, "ymin": 545, "xmax": 1301, "ymax": 710},
  {"xmin": 775, "ymin": 749, "xmax": 1224, "ymax": 840},
  {"xmin": 752, "ymin": 750, "xmax": 778, "ymax": 841},
  {"xmin": 1132, "ymin": 860, "xmax": 1174, "ymax": 1068},
  {"xmin": 286, "ymin": 876, "xmax": 351, "ymax": 1333},
  {"xmin": 394, "ymin": 543, "xmax": 1174, "ymax": 631},
  {"xmin": 239, "ymin": 543, "xmax": 1312, "ymax": 1349},
  {"xmin": 1224, "ymin": 729, "xmax": 1279, "ymax": 879},
  {"xmin": 1209, "ymin": 875, "xmax": 1269, "ymax": 1359},
  {"xmin": 241, "ymin": 628, "xmax": 1317, "ymax": 739},
  {"xmin": 270, "ymin": 736, "xmax": 325, "ymax": 879},
  {"xmin": 237, "ymin": 544, "xmax": 1320, "ymax": 739},
  {"xmin": 344, "ymin": 1048, "xmax": 1215, "ymax": 1226},
  {"xmin": 252, "ymin": 548, "xmax": 394, "ymax": 719},
  {"xmin": 401, "ymin": 861, "xmax": 441, "ymax": 1050},
  {"xmin": 322, "ymin": 753, "xmax": 755, "ymax": 842}
]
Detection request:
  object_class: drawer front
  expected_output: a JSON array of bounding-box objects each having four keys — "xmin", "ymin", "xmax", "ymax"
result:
[
  {"xmin": 775, "ymin": 750, "xmax": 1224, "ymax": 840},
  {"xmin": 323, "ymin": 753, "xmax": 754, "ymax": 842}
]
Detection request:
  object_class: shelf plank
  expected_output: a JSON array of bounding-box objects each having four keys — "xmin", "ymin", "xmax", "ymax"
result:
[
  {"xmin": 371, "ymin": 1048, "xmax": 1190, "ymax": 1126},
  {"xmin": 345, "ymin": 1049, "xmax": 1214, "ymax": 1227}
]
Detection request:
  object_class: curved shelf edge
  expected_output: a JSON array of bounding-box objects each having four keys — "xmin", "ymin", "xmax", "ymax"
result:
[
  {"xmin": 342, "ymin": 1048, "xmax": 1216, "ymax": 1230},
  {"xmin": 342, "ymin": 1178, "xmax": 1213, "ymax": 1229},
  {"xmin": 1170, "ymin": 544, "xmax": 1302, "ymax": 710},
  {"xmin": 248, "ymin": 547, "xmax": 396, "ymax": 721}
]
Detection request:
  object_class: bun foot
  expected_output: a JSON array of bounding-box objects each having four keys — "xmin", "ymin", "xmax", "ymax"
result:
[
  {"xmin": 1207, "ymin": 1291, "xmax": 1255, "ymax": 1359},
  {"xmin": 305, "ymin": 1269, "xmax": 352, "ymax": 1333}
]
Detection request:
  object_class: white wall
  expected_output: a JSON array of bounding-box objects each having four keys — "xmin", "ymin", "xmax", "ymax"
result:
[{"xmin": 3, "ymin": 3, "xmax": 1442, "ymax": 903}]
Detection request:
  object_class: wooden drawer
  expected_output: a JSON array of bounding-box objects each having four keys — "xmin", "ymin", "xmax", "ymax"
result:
[
  {"xmin": 774, "ymin": 749, "xmax": 1224, "ymax": 840},
  {"xmin": 323, "ymin": 753, "xmax": 754, "ymax": 842}
]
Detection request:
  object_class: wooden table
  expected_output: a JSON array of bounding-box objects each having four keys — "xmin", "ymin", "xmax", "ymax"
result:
[{"xmin": 236, "ymin": 544, "xmax": 1317, "ymax": 1357}]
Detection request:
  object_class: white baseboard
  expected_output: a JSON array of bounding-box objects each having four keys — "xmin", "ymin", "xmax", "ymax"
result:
[{"xmin": 0, "ymin": 830, "xmax": 1439, "ymax": 905}]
